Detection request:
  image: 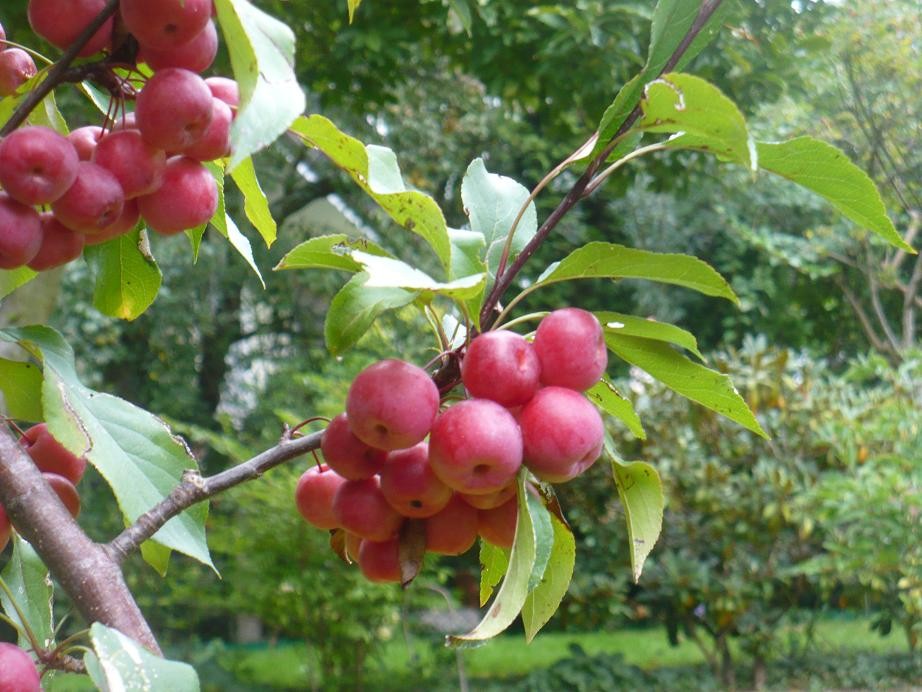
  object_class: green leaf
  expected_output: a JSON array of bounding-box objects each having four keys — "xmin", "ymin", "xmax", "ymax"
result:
[
  {"xmin": 214, "ymin": 0, "xmax": 305, "ymax": 171},
  {"xmin": 351, "ymin": 251, "xmax": 485, "ymax": 301},
  {"xmin": 224, "ymin": 215, "xmax": 265, "ymax": 288},
  {"xmin": 596, "ymin": 310, "xmax": 703, "ymax": 359},
  {"xmin": 606, "ymin": 333, "xmax": 767, "ymax": 438},
  {"xmin": 596, "ymin": 0, "xmax": 729, "ymax": 148},
  {"xmin": 640, "ymin": 73, "xmax": 753, "ymax": 167},
  {"xmin": 479, "ymin": 541, "xmax": 509, "ymax": 607},
  {"xmin": 85, "ymin": 623, "xmax": 200, "ymax": 691},
  {"xmin": 229, "ymin": 157, "xmax": 277, "ymax": 248},
  {"xmin": 757, "ymin": 137, "xmax": 914, "ymax": 252},
  {"xmin": 447, "ymin": 472, "xmax": 537, "ymax": 647},
  {"xmin": 291, "ymin": 115, "xmax": 451, "ymax": 271},
  {"xmin": 449, "ymin": 0, "xmax": 474, "ymax": 34},
  {"xmin": 324, "ymin": 273, "xmax": 417, "ymax": 355},
  {"xmin": 346, "ymin": 0, "xmax": 362, "ymax": 22},
  {"xmin": 275, "ymin": 234, "xmax": 390, "ymax": 272},
  {"xmin": 610, "ymin": 456, "xmax": 664, "ymax": 582},
  {"xmin": 0, "ymin": 358, "xmax": 43, "ymax": 421},
  {"xmin": 0, "ymin": 536, "xmax": 54, "ymax": 649},
  {"xmin": 85, "ymin": 228, "xmax": 162, "ymax": 321},
  {"xmin": 527, "ymin": 490, "xmax": 554, "ymax": 591},
  {"xmin": 522, "ymin": 509, "xmax": 575, "ymax": 642},
  {"xmin": 460, "ymin": 159, "xmax": 537, "ymax": 278},
  {"xmin": 0, "ymin": 327, "xmax": 214, "ymax": 570},
  {"xmin": 0, "ymin": 267, "xmax": 37, "ymax": 300},
  {"xmin": 537, "ymin": 242, "xmax": 738, "ymax": 304},
  {"xmin": 448, "ymin": 228, "xmax": 488, "ymax": 328},
  {"xmin": 586, "ymin": 379, "xmax": 645, "ymax": 440}
]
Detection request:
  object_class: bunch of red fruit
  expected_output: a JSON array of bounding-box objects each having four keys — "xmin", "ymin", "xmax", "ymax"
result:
[
  {"xmin": 0, "ymin": 0, "xmax": 240, "ymax": 271},
  {"xmin": 0, "ymin": 423, "xmax": 86, "ymax": 553},
  {"xmin": 0, "ymin": 642, "xmax": 41, "ymax": 692},
  {"xmin": 295, "ymin": 307, "xmax": 608, "ymax": 583}
]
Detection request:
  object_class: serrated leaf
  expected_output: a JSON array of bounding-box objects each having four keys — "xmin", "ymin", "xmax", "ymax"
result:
[
  {"xmin": 610, "ymin": 456, "xmax": 664, "ymax": 582},
  {"xmin": 597, "ymin": 310, "xmax": 702, "ymax": 359},
  {"xmin": 291, "ymin": 115, "xmax": 451, "ymax": 271},
  {"xmin": 0, "ymin": 536, "xmax": 54, "ymax": 649},
  {"xmin": 460, "ymin": 159, "xmax": 537, "ymax": 278},
  {"xmin": 324, "ymin": 273, "xmax": 417, "ymax": 355},
  {"xmin": 606, "ymin": 333, "xmax": 767, "ymax": 438},
  {"xmin": 536, "ymin": 242, "xmax": 738, "ymax": 304},
  {"xmin": 85, "ymin": 228, "xmax": 162, "ymax": 321},
  {"xmin": 522, "ymin": 509, "xmax": 575, "ymax": 642},
  {"xmin": 586, "ymin": 379, "xmax": 645, "ymax": 440},
  {"xmin": 596, "ymin": 0, "xmax": 730, "ymax": 151},
  {"xmin": 0, "ymin": 327, "xmax": 214, "ymax": 571},
  {"xmin": 0, "ymin": 358, "xmax": 43, "ymax": 422},
  {"xmin": 757, "ymin": 137, "xmax": 913, "ymax": 252},
  {"xmin": 0, "ymin": 267, "xmax": 37, "ymax": 300},
  {"xmin": 86, "ymin": 623, "xmax": 200, "ymax": 691},
  {"xmin": 230, "ymin": 157, "xmax": 277, "ymax": 247},
  {"xmin": 215, "ymin": 0, "xmax": 305, "ymax": 171},
  {"xmin": 352, "ymin": 251, "xmax": 485, "ymax": 300},
  {"xmin": 275, "ymin": 234, "xmax": 390, "ymax": 272},
  {"xmin": 640, "ymin": 73, "xmax": 752, "ymax": 167},
  {"xmin": 448, "ymin": 472, "xmax": 537, "ymax": 647},
  {"xmin": 479, "ymin": 541, "xmax": 509, "ymax": 607}
]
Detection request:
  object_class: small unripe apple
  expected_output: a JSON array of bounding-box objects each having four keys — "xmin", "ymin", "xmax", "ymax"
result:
[
  {"xmin": 345, "ymin": 359, "xmax": 439, "ymax": 451},
  {"xmin": 120, "ymin": 0, "xmax": 212, "ymax": 49},
  {"xmin": 333, "ymin": 477, "xmax": 403, "ymax": 542},
  {"xmin": 138, "ymin": 20, "xmax": 218, "ymax": 73},
  {"xmin": 136, "ymin": 69, "xmax": 214, "ymax": 152},
  {"xmin": 93, "ymin": 129, "xmax": 166, "ymax": 199},
  {"xmin": 0, "ymin": 126, "xmax": 79, "ymax": 205},
  {"xmin": 294, "ymin": 464, "xmax": 346, "ymax": 530},
  {"xmin": 28, "ymin": 0, "xmax": 113, "ymax": 56},
  {"xmin": 137, "ymin": 157, "xmax": 217, "ymax": 235},
  {"xmin": 28, "ymin": 214, "xmax": 85, "ymax": 271},
  {"xmin": 0, "ymin": 194, "xmax": 42, "ymax": 269},
  {"xmin": 425, "ymin": 495, "xmax": 478, "ymax": 555},
  {"xmin": 0, "ymin": 642, "xmax": 41, "ymax": 692},
  {"xmin": 428, "ymin": 399, "xmax": 522, "ymax": 495},
  {"xmin": 0, "ymin": 48, "xmax": 38, "ymax": 96},
  {"xmin": 51, "ymin": 162, "xmax": 125, "ymax": 234},
  {"xmin": 534, "ymin": 308, "xmax": 607, "ymax": 391}
]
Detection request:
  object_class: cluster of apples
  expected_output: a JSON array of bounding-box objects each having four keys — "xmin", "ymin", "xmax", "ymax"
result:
[
  {"xmin": 295, "ymin": 308, "xmax": 608, "ymax": 583},
  {"xmin": 0, "ymin": 642, "xmax": 41, "ymax": 692},
  {"xmin": 0, "ymin": 423, "xmax": 86, "ymax": 553},
  {"xmin": 0, "ymin": 0, "xmax": 238, "ymax": 271}
]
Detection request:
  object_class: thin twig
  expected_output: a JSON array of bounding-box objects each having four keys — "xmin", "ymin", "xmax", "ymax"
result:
[{"xmin": 106, "ymin": 430, "xmax": 324, "ymax": 563}]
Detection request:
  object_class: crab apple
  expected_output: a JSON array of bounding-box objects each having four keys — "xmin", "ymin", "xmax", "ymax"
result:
[
  {"xmin": 28, "ymin": 0, "xmax": 113, "ymax": 56},
  {"xmin": 479, "ymin": 496, "xmax": 518, "ymax": 548},
  {"xmin": 137, "ymin": 157, "xmax": 217, "ymax": 235},
  {"xmin": 0, "ymin": 505, "xmax": 10, "ymax": 553},
  {"xmin": 136, "ymin": 68, "xmax": 214, "ymax": 152},
  {"xmin": 84, "ymin": 199, "xmax": 140, "ymax": 246},
  {"xmin": 459, "ymin": 482, "xmax": 516, "ymax": 510},
  {"xmin": 357, "ymin": 538, "xmax": 401, "ymax": 583},
  {"xmin": 28, "ymin": 214, "xmax": 85, "ymax": 271},
  {"xmin": 205, "ymin": 77, "xmax": 240, "ymax": 110},
  {"xmin": 51, "ymin": 162, "xmax": 124, "ymax": 234},
  {"xmin": 425, "ymin": 495, "xmax": 479, "ymax": 555},
  {"xmin": 333, "ymin": 477, "xmax": 403, "ymax": 542},
  {"xmin": 0, "ymin": 195, "xmax": 42, "ymax": 269},
  {"xmin": 428, "ymin": 399, "xmax": 523, "ymax": 495},
  {"xmin": 93, "ymin": 129, "xmax": 166, "ymax": 199},
  {"xmin": 0, "ymin": 642, "xmax": 41, "ymax": 692},
  {"xmin": 68, "ymin": 126, "xmax": 103, "ymax": 161},
  {"xmin": 0, "ymin": 126, "xmax": 79, "ymax": 205},
  {"xmin": 20, "ymin": 423, "xmax": 87, "ymax": 484},
  {"xmin": 320, "ymin": 413, "xmax": 386, "ymax": 481},
  {"xmin": 534, "ymin": 308, "xmax": 608, "ymax": 391},
  {"xmin": 294, "ymin": 464, "xmax": 346, "ymax": 530},
  {"xmin": 345, "ymin": 359, "xmax": 440, "ymax": 451},
  {"xmin": 139, "ymin": 20, "xmax": 218, "ymax": 73},
  {"xmin": 184, "ymin": 98, "xmax": 232, "ymax": 161},
  {"xmin": 43, "ymin": 472, "xmax": 81, "ymax": 518},
  {"xmin": 120, "ymin": 0, "xmax": 212, "ymax": 49},
  {"xmin": 461, "ymin": 330, "xmax": 541, "ymax": 407},
  {"xmin": 379, "ymin": 442, "xmax": 452, "ymax": 518},
  {"xmin": 519, "ymin": 386, "xmax": 604, "ymax": 483},
  {"xmin": 0, "ymin": 48, "xmax": 37, "ymax": 96}
]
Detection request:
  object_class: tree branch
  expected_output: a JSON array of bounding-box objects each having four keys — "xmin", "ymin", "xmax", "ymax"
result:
[
  {"xmin": 0, "ymin": 426, "xmax": 160, "ymax": 653},
  {"xmin": 902, "ymin": 249, "xmax": 922, "ymax": 350},
  {"xmin": 106, "ymin": 430, "xmax": 324, "ymax": 563},
  {"xmin": 478, "ymin": 0, "xmax": 725, "ymax": 330},
  {"xmin": 0, "ymin": 0, "xmax": 120, "ymax": 137},
  {"xmin": 837, "ymin": 277, "xmax": 889, "ymax": 354}
]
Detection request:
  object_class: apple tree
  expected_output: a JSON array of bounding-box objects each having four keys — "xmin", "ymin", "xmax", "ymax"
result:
[{"xmin": 0, "ymin": 0, "xmax": 913, "ymax": 687}]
